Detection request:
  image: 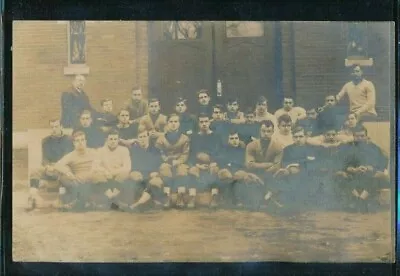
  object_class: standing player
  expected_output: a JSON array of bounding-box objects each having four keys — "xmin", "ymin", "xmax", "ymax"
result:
[
  {"xmin": 315, "ymin": 95, "xmax": 344, "ymax": 136},
  {"xmin": 95, "ymin": 98, "xmax": 118, "ymax": 133},
  {"xmin": 124, "ymin": 86, "xmax": 149, "ymax": 123},
  {"xmin": 238, "ymin": 108, "xmax": 261, "ymax": 145},
  {"xmin": 27, "ymin": 119, "xmax": 74, "ymax": 210},
  {"xmin": 74, "ymin": 110, "xmax": 106, "ymax": 149},
  {"xmin": 224, "ymin": 98, "xmax": 245, "ymax": 124},
  {"xmin": 296, "ymin": 107, "xmax": 318, "ymax": 137},
  {"xmin": 116, "ymin": 109, "xmax": 139, "ymax": 148},
  {"xmin": 139, "ymin": 98, "xmax": 168, "ymax": 146},
  {"xmin": 274, "ymin": 97, "xmax": 307, "ymax": 125},
  {"xmin": 174, "ymin": 97, "xmax": 196, "ymax": 136},
  {"xmin": 195, "ymin": 89, "xmax": 213, "ymax": 117},
  {"xmin": 210, "ymin": 104, "xmax": 230, "ymax": 144},
  {"xmin": 155, "ymin": 114, "xmax": 191, "ymax": 208},
  {"xmin": 254, "ymin": 96, "xmax": 277, "ymax": 127}
]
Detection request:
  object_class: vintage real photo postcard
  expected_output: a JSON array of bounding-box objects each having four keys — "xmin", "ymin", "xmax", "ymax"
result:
[{"xmin": 12, "ymin": 21, "xmax": 395, "ymax": 262}]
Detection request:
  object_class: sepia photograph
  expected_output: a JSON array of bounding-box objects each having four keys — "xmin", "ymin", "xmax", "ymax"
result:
[{"xmin": 12, "ymin": 21, "xmax": 394, "ymax": 262}]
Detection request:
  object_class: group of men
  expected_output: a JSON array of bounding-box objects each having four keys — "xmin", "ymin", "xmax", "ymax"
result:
[{"xmin": 27, "ymin": 64, "xmax": 390, "ymax": 214}]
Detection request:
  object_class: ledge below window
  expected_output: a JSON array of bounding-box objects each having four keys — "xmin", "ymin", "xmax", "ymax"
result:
[
  {"xmin": 63, "ymin": 64, "xmax": 90, "ymax": 75},
  {"xmin": 345, "ymin": 58, "xmax": 373, "ymax": 67}
]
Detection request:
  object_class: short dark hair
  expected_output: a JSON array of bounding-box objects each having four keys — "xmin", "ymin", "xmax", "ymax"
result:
[
  {"xmin": 132, "ymin": 86, "xmax": 141, "ymax": 91},
  {"xmin": 277, "ymin": 114, "xmax": 292, "ymax": 125},
  {"xmin": 197, "ymin": 89, "xmax": 210, "ymax": 97},
  {"xmin": 101, "ymin": 98, "xmax": 113, "ymax": 106},
  {"xmin": 167, "ymin": 113, "xmax": 180, "ymax": 122},
  {"xmin": 245, "ymin": 108, "xmax": 255, "ymax": 115},
  {"xmin": 259, "ymin": 120, "xmax": 274, "ymax": 129},
  {"xmin": 213, "ymin": 104, "xmax": 224, "ymax": 111},
  {"xmin": 348, "ymin": 112, "xmax": 359, "ymax": 119},
  {"xmin": 107, "ymin": 129, "xmax": 120, "ymax": 137},
  {"xmin": 350, "ymin": 64, "xmax": 362, "ymax": 71},
  {"xmin": 228, "ymin": 127, "xmax": 239, "ymax": 136},
  {"xmin": 80, "ymin": 110, "xmax": 92, "ymax": 118},
  {"xmin": 257, "ymin": 96, "xmax": 267, "ymax": 104},
  {"xmin": 324, "ymin": 126, "xmax": 339, "ymax": 133},
  {"xmin": 176, "ymin": 97, "xmax": 187, "ymax": 105},
  {"xmin": 118, "ymin": 108, "xmax": 130, "ymax": 116},
  {"xmin": 227, "ymin": 98, "xmax": 239, "ymax": 105},
  {"xmin": 72, "ymin": 130, "xmax": 86, "ymax": 140},
  {"xmin": 49, "ymin": 119, "xmax": 61, "ymax": 124},
  {"xmin": 149, "ymin": 98, "xmax": 160, "ymax": 104},
  {"xmin": 292, "ymin": 126, "xmax": 305, "ymax": 135},
  {"xmin": 352, "ymin": 124, "xmax": 368, "ymax": 135},
  {"xmin": 198, "ymin": 113, "xmax": 210, "ymax": 120}
]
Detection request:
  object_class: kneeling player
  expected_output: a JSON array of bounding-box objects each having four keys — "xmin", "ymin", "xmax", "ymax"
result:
[
  {"xmin": 156, "ymin": 114, "xmax": 191, "ymax": 209},
  {"xmin": 27, "ymin": 119, "xmax": 73, "ymax": 210}
]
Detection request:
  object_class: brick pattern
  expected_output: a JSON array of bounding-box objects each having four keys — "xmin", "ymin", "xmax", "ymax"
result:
[{"xmin": 13, "ymin": 21, "xmax": 148, "ymax": 131}]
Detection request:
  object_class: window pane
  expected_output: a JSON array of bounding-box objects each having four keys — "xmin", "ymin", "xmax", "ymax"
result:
[
  {"xmin": 346, "ymin": 22, "xmax": 368, "ymax": 58},
  {"xmin": 226, "ymin": 21, "xmax": 264, "ymax": 38},
  {"xmin": 163, "ymin": 21, "xmax": 202, "ymax": 40},
  {"xmin": 69, "ymin": 21, "xmax": 86, "ymax": 64}
]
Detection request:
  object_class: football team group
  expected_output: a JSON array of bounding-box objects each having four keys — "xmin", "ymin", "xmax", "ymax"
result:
[{"xmin": 27, "ymin": 64, "xmax": 390, "ymax": 214}]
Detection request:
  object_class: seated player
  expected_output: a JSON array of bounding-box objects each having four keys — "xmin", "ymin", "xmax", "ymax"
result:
[
  {"xmin": 96, "ymin": 130, "xmax": 131, "ymax": 209},
  {"xmin": 210, "ymin": 104, "xmax": 230, "ymax": 143},
  {"xmin": 95, "ymin": 98, "xmax": 118, "ymax": 133},
  {"xmin": 155, "ymin": 114, "xmax": 191, "ymax": 209},
  {"xmin": 116, "ymin": 108, "xmax": 139, "ymax": 148},
  {"xmin": 245, "ymin": 120, "xmax": 285, "ymax": 210},
  {"xmin": 215, "ymin": 130, "xmax": 248, "ymax": 208},
  {"xmin": 174, "ymin": 97, "xmax": 196, "ymax": 136},
  {"xmin": 122, "ymin": 130, "xmax": 165, "ymax": 211},
  {"xmin": 315, "ymin": 95, "xmax": 344, "ymax": 136},
  {"xmin": 273, "ymin": 126, "xmax": 319, "ymax": 211},
  {"xmin": 254, "ymin": 96, "xmax": 277, "ymax": 128},
  {"xmin": 54, "ymin": 131, "xmax": 108, "ymax": 211},
  {"xmin": 336, "ymin": 125, "xmax": 389, "ymax": 212},
  {"xmin": 74, "ymin": 110, "xmax": 106, "ymax": 149},
  {"xmin": 337, "ymin": 112, "xmax": 361, "ymax": 143},
  {"xmin": 139, "ymin": 98, "xmax": 167, "ymax": 146},
  {"xmin": 224, "ymin": 98, "xmax": 245, "ymax": 124},
  {"xmin": 195, "ymin": 89, "xmax": 213, "ymax": 117},
  {"xmin": 296, "ymin": 107, "xmax": 318, "ymax": 137},
  {"xmin": 27, "ymin": 119, "xmax": 74, "ymax": 210},
  {"xmin": 272, "ymin": 114, "xmax": 294, "ymax": 148},
  {"xmin": 187, "ymin": 153, "xmax": 220, "ymax": 209},
  {"xmin": 189, "ymin": 113, "xmax": 222, "ymax": 165},
  {"xmin": 124, "ymin": 86, "xmax": 149, "ymax": 123},
  {"xmin": 237, "ymin": 108, "xmax": 261, "ymax": 144},
  {"xmin": 274, "ymin": 97, "xmax": 307, "ymax": 125}
]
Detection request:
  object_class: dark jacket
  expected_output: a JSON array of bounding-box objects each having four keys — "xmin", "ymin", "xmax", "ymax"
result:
[
  {"xmin": 75, "ymin": 126, "xmax": 106, "ymax": 149},
  {"xmin": 61, "ymin": 89, "xmax": 94, "ymax": 129},
  {"xmin": 42, "ymin": 134, "xmax": 74, "ymax": 165},
  {"xmin": 216, "ymin": 144, "xmax": 246, "ymax": 172}
]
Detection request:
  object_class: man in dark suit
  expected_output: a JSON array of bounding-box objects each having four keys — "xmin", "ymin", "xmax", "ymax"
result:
[{"xmin": 60, "ymin": 74, "xmax": 95, "ymax": 129}]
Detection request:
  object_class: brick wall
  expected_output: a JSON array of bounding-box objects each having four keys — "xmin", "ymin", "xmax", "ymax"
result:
[{"xmin": 13, "ymin": 21, "xmax": 148, "ymax": 131}]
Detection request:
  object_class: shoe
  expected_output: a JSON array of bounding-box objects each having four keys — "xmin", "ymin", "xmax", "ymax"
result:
[
  {"xmin": 176, "ymin": 193, "xmax": 186, "ymax": 209},
  {"xmin": 187, "ymin": 196, "xmax": 196, "ymax": 209},
  {"xmin": 209, "ymin": 195, "xmax": 218, "ymax": 209}
]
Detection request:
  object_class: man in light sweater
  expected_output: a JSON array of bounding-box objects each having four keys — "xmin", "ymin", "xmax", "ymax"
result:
[
  {"xmin": 274, "ymin": 97, "xmax": 307, "ymax": 125},
  {"xmin": 336, "ymin": 64, "xmax": 377, "ymax": 122},
  {"xmin": 272, "ymin": 114, "xmax": 294, "ymax": 148}
]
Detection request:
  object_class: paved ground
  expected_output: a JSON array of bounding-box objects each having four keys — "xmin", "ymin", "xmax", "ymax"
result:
[{"xmin": 12, "ymin": 188, "xmax": 393, "ymax": 263}]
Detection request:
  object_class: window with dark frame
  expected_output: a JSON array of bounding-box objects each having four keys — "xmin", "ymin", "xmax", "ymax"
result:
[{"xmin": 69, "ymin": 21, "xmax": 86, "ymax": 64}]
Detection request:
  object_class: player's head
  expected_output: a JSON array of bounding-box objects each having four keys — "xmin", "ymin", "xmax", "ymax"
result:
[
  {"xmin": 227, "ymin": 130, "xmax": 240, "ymax": 148},
  {"xmin": 49, "ymin": 119, "xmax": 62, "ymax": 136},
  {"xmin": 277, "ymin": 114, "xmax": 292, "ymax": 135},
  {"xmin": 323, "ymin": 127, "xmax": 338, "ymax": 144},
  {"xmin": 79, "ymin": 110, "xmax": 93, "ymax": 128},
  {"xmin": 196, "ymin": 152, "xmax": 211, "ymax": 170},
  {"xmin": 167, "ymin": 113, "xmax": 180, "ymax": 132},
  {"xmin": 292, "ymin": 126, "xmax": 307, "ymax": 146},
  {"xmin": 306, "ymin": 108, "xmax": 318, "ymax": 120},
  {"xmin": 259, "ymin": 120, "xmax": 274, "ymax": 140},
  {"xmin": 72, "ymin": 130, "xmax": 87, "ymax": 151},
  {"xmin": 198, "ymin": 113, "xmax": 211, "ymax": 132},
  {"xmin": 175, "ymin": 97, "xmax": 187, "ymax": 114},
  {"xmin": 148, "ymin": 98, "xmax": 161, "ymax": 115},
  {"xmin": 118, "ymin": 109, "xmax": 131, "ymax": 124},
  {"xmin": 137, "ymin": 129, "xmax": 150, "ymax": 148},
  {"xmin": 244, "ymin": 108, "xmax": 255, "ymax": 123},
  {"xmin": 106, "ymin": 129, "xmax": 120, "ymax": 150},
  {"xmin": 73, "ymin": 74, "xmax": 86, "ymax": 91},
  {"xmin": 353, "ymin": 125, "xmax": 368, "ymax": 143},
  {"xmin": 101, "ymin": 98, "xmax": 113, "ymax": 113},
  {"xmin": 212, "ymin": 104, "xmax": 224, "ymax": 121},
  {"xmin": 347, "ymin": 112, "xmax": 359, "ymax": 128},
  {"xmin": 131, "ymin": 86, "xmax": 143, "ymax": 102},
  {"xmin": 351, "ymin": 64, "xmax": 363, "ymax": 81},
  {"xmin": 324, "ymin": 95, "xmax": 337, "ymax": 107},
  {"xmin": 283, "ymin": 97, "xmax": 294, "ymax": 111},
  {"xmin": 256, "ymin": 96, "xmax": 268, "ymax": 113},
  {"xmin": 197, "ymin": 89, "xmax": 210, "ymax": 106},
  {"xmin": 226, "ymin": 98, "xmax": 239, "ymax": 113}
]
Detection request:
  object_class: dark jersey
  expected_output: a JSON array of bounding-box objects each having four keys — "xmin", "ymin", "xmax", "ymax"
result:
[
  {"xmin": 130, "ymin": 144, "xmax": 162, "ymax": 175},
  {"xmin": 238, "ymin": 123, "xmax": 260, "ymax": 145},
  {"xmin": 178, "ymin": 112, "xmax": 196, "ymax": 135},
  {"xmin": 42, "ymin": 134, "xmax": 74, "ymax": 165},
  {"xmin": 315, "ymin": 106, "xmax": 342, "ymax": 135},
  {"xmin": 75, "ymin": 126, "xmax": 106, "ymax": 149},
  {"xmin": 340, "ymin": 142, "xmax": 388, "ymax": 172},
  {"xmin": 61, "ymin": 90, "xmax": 94, "ymax": 129},
  {"xmin": 116, "ymin": 123, "xmax": 139, "ymax": 140},
  {"xmin": 216, "ymin": 144, "xmax": 246, "ymax": 172},
  {"xmin": 297, "ymin": 118, "xmax": 317, "ymax": 136},
  {"xmin": 282, "ymin": 144, "xmax": 318, "ymax": 171},
  {"xmin": 189, "ymin": 132, "xmax": 222, "ymax": 164},
  {"xmin": 314, "ymin": 144, "xmax": 345, "ymax": 172},
  {"xmin": 94, "ymin": 112, "xmax": 118, "ymax": 128},
  {"xmin": 210, "ymin": 120, "xmax": 230, "ymax": 145}
]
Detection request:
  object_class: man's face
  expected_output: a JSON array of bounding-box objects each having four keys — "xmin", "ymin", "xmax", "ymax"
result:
[
  {"xmin": 351, "ymin": 66, "xmax": 363, "ymax": 81},
  {"xmin": 131, "ymin": 89, "xmax": 142, "ymax": 102},
  {"xmin": 347, "ymin": 114, "xmax": 358, "ymax": 128},
  {"xmin": 228, "ymin": 133, "xmax": 240, "ymax": 147},
  {"xmin": 149, "ymin": 102, "xmax": 161, "ymax": 115},
  {"xmin": 256, "ymin": 101, "xmax": 267, "ymax": 113},
  {"xmin": 73, "ymin": 75, "xmax": 85, "ymax": 91},
  {"xmin": 245, "ymin": 113, "xmax": 255, "ymax": 123},
  {"xmin": 49, "ymin": 121, "xmax": 62, "ymax": 136},
  {"xmin": 293, "ymin": 131, "xmax": 306, "ymax": 146},
  {"xmin": 80, "ymin": 113, "xmax": 92, "ymax": 128},
  {"xmin": 283, "ymin": 98, "xmax": 294, "ymax": 111},
  {"xmin": 307, "ymin": 109, "xmax": 317, "ymax": 120},
  {"xmin": 118, "ymin": 110, "xmax": 130, "ymax": 124},
  {"xmin": 199, "ymin": 117, "xmax": 211, "ymax": 131},
  {"xmin": 175, "ymin": 101, "xmax": 187, "ymax": 114},
  {"xmin": 102, "ymin": 100, "xmax": 113, "ymax": 113},
  {"xmin": 227, "ymin": 101, "xmax": 239, "ymax": 113},
  {"xmin": 212, "ymin": 108, "xmax": 224, "ymax": 121},
  {"xmin": 137, "ymin": 132, "xmax": 150, "ymax": 148},
  {"xmin": 107, "ymin": 134, "xmax": 119, "ymax": 149},
  {"xmin": 353, "ymin": 131, "xmax": 368, "ymax": 143},
  {"xmin": 324, "ymin": 130, "xmax": 338, "ymax": 143},
  {"xmin": 198, "ymin": 93, "xmax": 210, "ymax": 106},
  {"xmin": 167, "ymin": 116, "xmax": 180, "ymax": 132},
  {"xmin": 325, "ymin": 96, "xmax": 336, "ymax": 107},
  {"xmin": 73, "ymin": 134, "xmax": 87, "ymax": 151},
  {"xmin": 278, "ymin": 121, "xmax": 292, "ymax": 135},
  {"xmin": 260, "ymin": 124, "xmax": 274, "ymax": 140}
]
